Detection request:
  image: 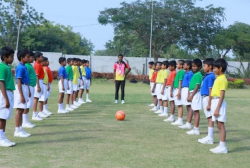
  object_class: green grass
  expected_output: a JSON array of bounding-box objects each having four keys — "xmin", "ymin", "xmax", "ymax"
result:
[{"xmin": 1, "ymin": 79, "xmax": 250, "ymax": 168}]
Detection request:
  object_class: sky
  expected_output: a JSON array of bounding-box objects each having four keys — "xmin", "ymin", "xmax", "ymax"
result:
[{"xmin": 29, "ymin": 0, "xmax": 250, "ymax": 51}]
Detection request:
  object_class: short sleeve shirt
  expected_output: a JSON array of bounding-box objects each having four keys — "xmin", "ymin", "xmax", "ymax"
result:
[
  {"xmin": 174, "ymin": 69, "xmax": 185, "ymax": 88},
  {"xmin": 66, "ymin": 65, "xmax": 73, "ymax": 81},
  {"xmin": 58, "ymin": 66, "xmax": 68, "ymax": 79},
  {"xmin": 161, "ymin": 69, "xmax": 169, "ymax": 83},
  {"xmin": 166, "ymin": 70, "xmax": 177, "ymax": 86},
  {"xmin": 211, "ymin": 74, "xmax": 228, "ymax": 97},
  {"xmin": 25, "ymin": 63, "xmax": 37, "ymax": 87},
  {"xmin": 114, "ymin": 61, "xmax": 130, "ymax": 81},
  {"xmin": 72, "ymin": 65, "xmax": 80, "ymax": 84},
  {"xmin": 182, "ymin": 70, "xmax": 193, "ymax": 87},
  {"xmin": 149, "ymin": 69, "xmax": 154, "ymax": 80},
  {"xmin": 150, "ymin": 71, "xmax": 158, "ymax": 83},
  {"xmin": 189, "ymin": 71, "xmax": 203, "ymax": 91},
  {"xmin": 155, "ymin": 70, "xmax": 163, "ymax": 83},
  {"xmin": 15, "ymin": 63, "xmax": 30, "ymax": 84},
  {"xmin": 85, "ymin": 67, "xmax": 92, "ymax": 80},
  {"xmin": 201, "ymin": 72, "xmax": 215, "ymax": 96},
  {"xmin": 78, "ymin": 67, "xmax": 82, "ymax": 79},
  {"xmin": 44, "ymin": 66, "xmax": 53, "ymax": 83},
  {"xmin": 43, "ymin": 68, "xmax": 49, "ymax": 85},
  {"xmin": 34, "ymin": 62, "xmax": 44, "ymax": 79},
  {"xmin": 0, "ymin": 62, "xmax": 15, "ymax": 90},
  {"xmin": 81, "ymin": 66, "xmax": 86, "ymax": 77}
]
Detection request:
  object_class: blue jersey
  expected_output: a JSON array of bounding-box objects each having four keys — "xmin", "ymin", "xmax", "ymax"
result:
[
  {"xmin": 85, "ymin": 67, "xmax": 92, "ymax": 80},
  {"xmin": 182, "ymin": 70, "xmax": 193, "ymax": 87},
  {"xmin": 58, "ymin": 66, "xmax": 68, "ymax": 79},
  {"xmin": 201, "ymin": 72, "xmax": 215, "ymax": 96},
  {"xmin": 15, "ymin": 63, "xmax": 30, "ymax": 84}
]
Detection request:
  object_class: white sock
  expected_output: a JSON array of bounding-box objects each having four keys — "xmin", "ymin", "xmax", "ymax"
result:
[
  {"xmin": 43, "ymin": 105, "xmax": 46, "ymax": 111},
  {"xmin": 208, "ymin": 127, "xmax": 214, "ymax": 139},
  {"xmin": 194, "ymin": 127, "xmax": 199, "ymax": 131},
  {"xmin": 0, "ymin": 129, "xmax": 4, "ymax": 140},
  {"xmin": 3, "ymin": 132, "xmax": 6, "ymax": 139},
  {"xmin": 186, "ymin": 122, "xmax": 191, "ymax": 127},
  {"xmin": 60, "ymin": 103, "xmax": 64, "ymax": 110},
  {"xmin": 170, "ymin": 115, "xmax": 174, "ymax": 119},
  {"xmin": 86, "ymin": 93, "xmax": 89, "ymax": 100},
  {"xmin": 23, "ymin": 114, "xmax": 28, "ymax": 124},
  {"xmin": 164, "ymin": 107, "xmax": 168, "ymax": 114},
  {"xmin": 74, "ymin": 101, "xmax": 77, "ymax": 105},
  {"xmin": 157, "ymin": 101, "xmax": 160, "ymax": 109},
  {"xmin": 66, "ymin": 104, "xmax": 70, "ymax": 108},
  {"xmin": 19, "ymin": 126, "xmax": 22, "ymax": 131},
  {"xmin": 160, "ymin": 106, "xmax": 163, "ymax": 111},
  {"xmin": 220, "ymin": 141, "xmax": 226, "ymax": 147},
  {"xmin": 33, "ymin": 112, "xmax": 38, "ymax": 117},
  {"xmin": 45, "ymin": 104, "xmax": 48, "ymax": 110},
  {"xmin": 15, "ymin": 127, "xmax": 20, "ymax": 132},
  {"xmin": 58, "ymin": 104, "xmax": 61, "ymax": 110},
  {"xmin": 178, "ymin": 118, "xmax": 183, "ymax": 122}
]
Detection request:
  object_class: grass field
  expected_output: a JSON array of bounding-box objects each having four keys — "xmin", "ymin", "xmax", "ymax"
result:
[{"xmin": 0, "ymin": 79, "xmax": 250, "ymax": 168}]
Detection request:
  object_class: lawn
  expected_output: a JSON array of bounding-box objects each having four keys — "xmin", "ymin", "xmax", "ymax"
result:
[{"xmin": 1, "ymin": 79, "xmax": 250, "ymax": 168}]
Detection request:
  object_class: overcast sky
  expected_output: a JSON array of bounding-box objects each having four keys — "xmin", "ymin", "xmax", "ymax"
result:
[{"xmin": 29, "ymin": 0, "xmax": 250, "ymax": 51}]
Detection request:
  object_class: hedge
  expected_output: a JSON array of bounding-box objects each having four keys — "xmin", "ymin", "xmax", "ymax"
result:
[{"xmin": 228, "ymin": 79, "xmax": 245, "ymax": 89}]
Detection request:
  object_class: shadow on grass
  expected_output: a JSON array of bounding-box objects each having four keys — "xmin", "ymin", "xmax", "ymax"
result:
[{"xmin": 230, "ymin": 146, "xmax": 250, "ymax": 153}]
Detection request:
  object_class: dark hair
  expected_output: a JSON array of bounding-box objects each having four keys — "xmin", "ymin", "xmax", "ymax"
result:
[
  {"xmin": 43, "ymin": 57, "xmax": 48, "ymax": 62},
  {"xmin": 154, "ymin": 62, "xmax": 157, "ymax": 67},
  {"xmin": 162, "ymin": 61, "xmax": 169, "ymax": 67},
  {"xmin": 169, "ymin": 60, "xmax": 177, "ymax": 68},
  {"xmin": 148, "ymin": 61, "xmax": 154, "ymax": 66},
  {"xmin": 193, "ymin": 58, "xmax": 202, "ymax": 67},
  {"xmin": 67, "ymin": 58, "xmax": 72, "ymax": 63},
  {"xmin": 17, "ymin": 49, "xmax": 29, "ymax": 61},
  {"xmin": 118, "ymin": 53, "xmax": 123, "ymax": 57},
  {"xmin": 213, "ymin": 58, "xmax": 228, "ymax": 72},
  {"xmin": 72, "ymin": 58, "xmax": 78, "ymax": 62},
  {"xmin": 178, "ymin": 59, "xmax": 185, "ymax": 65},
  {"xmin": 59, "ymin": 57, "xmax": 66, "ymax": 64},
  {"xmin": 29, "ymin": 50, "xmax": 34, "ymax": 57},
  {"xmin": 34, "ymin": 52, "xmax": 43, "ymax": 61},
  {"xmin": 203, "ymin": 58, "xmax": 215, "ymax": 67},
  {"xmin": 184, "ymin": 60, "xmax": 192, "ymax": 70},
  {"xmin": 0, "ymin": 47, "xmax": 15, "ymax": 61},
  {"xmin": 156, "ymin": 61, "xmax": 162, "ymax": 66},
  {"xmin": 85, "ymin": 60, "xmax": 89, "ymax": 63}
]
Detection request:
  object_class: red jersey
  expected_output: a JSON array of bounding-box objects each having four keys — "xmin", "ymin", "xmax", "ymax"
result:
[
  {"xmin": 150, "ymin": 70, "xmax": 158, "ymax": 83},
  {"xmin": 34, "ymin": 62, "xmax": 44, "ymax": 79},
  {"xmin": 166, "ymin": 70, "xmax": 177, "ymax": 86},
  {"xmin": 44, "ymin": 66, "xmax": 53, "ymax": 83}
]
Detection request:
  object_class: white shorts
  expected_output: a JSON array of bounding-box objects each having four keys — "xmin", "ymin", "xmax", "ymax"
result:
[
  {"xmin": 34, "ymin": 79, "xmax": 44, "ymax": 98},
  {"xmin": 66, "ymin": 81, "xmax": 73, "ymax": 95},
  {"xmin": 27, "ymin": 86, "xmax": 35, "ymax": 109},
  {"xmin": 150, "ymin": 82, "xmax": 157, "ymax": 96},
  {"xmin": 202, "ymin": 96, "xmax": 212, "ymax": 118},
  {"xmin": 14, "ymin": 85, "xmax": 29, "ymax": 109},
  {"xmin": 0, "ymin": 91, "xmax": 14, "ymax": 120},
  {"xmin": 78, "ymin": 78, "xmax": 83, "ymax": 89},
  {"xmin": 73, "ymin": 84, "xmax": 78, "ymax": 92},
  {"xmin": 46, "ymin": 83, "xmax": 52, "ymax": 99},
  {"xmin": 190, "ymin": 91, "xmax": 203, "ymax": 111},
  {"xmin": 167, "ymin": 86, "xmax": 175, "ymax": 101},
  {"xmin": 156, "ymin": 84, "xmax": 163, "ymax": 100},
  {"xmin": 39, "ymin": 83, "xmax": 47, "ymax": 102},
  {"xmin": 84, "ymin": 79, "xmax": 90, "ymax": 90},
  {"xmin": 162, "ymin": 87, "xmax": 168, "ymax": 101},
  {"xmin": 181, "ymin": 87, "xmax": 191, "ymax": 106},
  {"xmin": 174, "ymin": 88, "xmax": 182, "ymax": 106},
  {"xmin": 58, "ymin": 79, "xmax": 68, "ymax": 94},
  {"xmin": 211, "ymin": 98, "xmax": 227, "ymax": 122}
]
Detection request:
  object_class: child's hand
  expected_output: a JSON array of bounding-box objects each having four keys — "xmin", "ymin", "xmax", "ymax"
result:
[
  {"xmin": 214, "ymin": 109, "xmax": 219, "ymax": 117},
  {"xmin": 161, "ymin": 90, "xmax": 164, "ymax": 95},
  {"xmin": 5, "ymin": 99, "xmax": 10, "ymax": 108},
  {"xmin": 206, "ymin": 104, "xmax": 211, "ymax": 111},
  {"xmin": 21, "ymin": 95, "xmax": 25, "ymax": 104},
  {"xmin": 29, "ymin": 91, "xmax": 31, "ymax": 98},
  {"xmin": 47, "ymin": 85, "xmax": 50, "ymax": 91},
  {"xmin": 187, "ymin": 96, "xmax": 192, "ymax": 102},
  {"xmin": 170, "ymin": 93, "xmax": 173, "ymax": 98},
  {"xmin": 68, "ymin": 86, "xmax": 70, "ymax": 90},
  {"xmin": 90, "ymin": 81, "xmax": 92, "ymax": 86},
  {"xmin": 151, "ymin": 89, "xmax": 154, "ymax": 93},
  {"xmin": 37, "ymin": 86, "xmax": 41, "ymax": 92},
  {"xmin": 62, "ymin": 87, "xmax": 65, "ymax": 91},
  {"xmin": 82, "ymin": 80, "xmax": 84, "ymax": 85},
  {"xmin": 177, "ymin": 92, "xmax": 181, "ymax": 100}
]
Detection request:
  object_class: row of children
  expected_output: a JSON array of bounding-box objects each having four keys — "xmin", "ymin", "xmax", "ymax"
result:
[
  {"xmin": 0, "ymin": 46, "xmax": 92, "ymax": 147},
  {"xmin": 148, "ymin": 58, "xmax": 228, "ymax": 154}
]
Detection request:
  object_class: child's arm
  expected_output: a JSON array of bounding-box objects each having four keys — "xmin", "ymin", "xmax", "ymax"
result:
[
  {"xmin": 17, "ymin": 78, "xmax": 25, "ymax": 103},
  {"xmin": 214, "ymin": 90, "xmax": 225, "ymax": 117},
  {"xmin": 177, "ymin": 80, "xmax": 182, "ymax": 100},
  {"xmin": 161, "ymin": 78, "xmax": 167, "ymax": 95},
  {"xmin": 0, "ymin": 81, "xmax": 10, "ymax": 108},
  {"xmin": 170, "ymin": 80, "xmax": 174, "ymax": 97},
  {"xmin": 28, "ymin": 85, "xmax": 31, "ymax": 97},
  {"xmin": 61, "ymin": 76, "xmax": 64, "ymax": 91},
  {"xmin": 36, "ymin": 76, "xmax": 41, "ymax": 92},
  {"xmin": 187, "ymin": 84, "xmax": 199, "ymax": 102},
  {"xmin": 47, "ymin": 83, "xmax": 50, "ymax": 91},
  {"xmin": 207, "ymin": 88, "xmax": 212, "ymax": 111},
  {"xmin": 113, "ymin": 69, "xmax": 116, "ymax": 83},
  {"xmin": 152, "ymin": 83, "xmax": 156, "ymax": 93}
]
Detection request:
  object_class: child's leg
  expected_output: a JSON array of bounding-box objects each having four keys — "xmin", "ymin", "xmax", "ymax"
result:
[
  {"xmin": 153, "ymin": 96, "xmax": 157, "ymax": 106},
  {"xmin": 33, "ymin": 98, "xmax": 38, "ymax": 112},
  {"xmin": 170, "ymin": 100, "xmax": 175, "ymax": 115},
  {"xmin": 86, "ymin": 89, "xmax": 89, "ymax": 99},
  {"xmin": 217, "ymin": 121, "xmax": 226, "ymax": 142},
  {"xmin": 38, "ymin": 101, "xmax": 43, "ymax": 112},
  {"xmin": 186, "ymin": 105, "xmax": 193, "ymax": 123},
  {"xmin": 79, "ymin": 89, "xmax": 83, "ymax": 99},
  {"xmin": 194, "ymin": 110, "xmax": 200, "ymax": 128},
  {"xmin": 58, "ymin": 93, "xmax": 63, "ymax": 109},
  {"xmin": 66, "ymin": 94, "xmax": 70, "ymax": 105},
  {"xmin": 163, "ymin": 100, "xmax": 168, "ymax": 115},
  {"xmin": 15, "ymin": 109, "xmax": 23, "ymax": 129},
  {"xmin": 0, "ymin": 119, "xmax": 6, "ymax": 140},
  {"xmin": 178, "ymin": 105, "xmax": 183, "ymax": 118},
  {"xmin": 207, "ymin": 117, "xmax": 214, "ymax": 139}
]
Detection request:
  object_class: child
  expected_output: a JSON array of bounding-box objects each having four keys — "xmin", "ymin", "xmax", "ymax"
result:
[
  {"xmin": 65, "ymin": 58, "xmax": 76, "ymax": 111},
  {"xmin": 13, "ymin": 49, "xmax": 31, "ymax": 138},
  {"xmin": 148, "ymin": 61, "xmax": 155, "ymax": 107},
  {"xmin": 85, "ymin": 60, "xmax": 92, "ymax": 102},
  {"xmin": 150, "ymin": 63, "xmax": 158, "ymax": 111},
  {"xmin": 153, "ymin": 62, "xmax": 163, "ymax": 114},
  {"xmin": 158, "ymin": 61, "xmax": 169, "ymax": 117},
  {"xmin": 58, "ymin": 57, "xmax": 69, "ymax": 114},
  {"xmin": 198, "ymin": 58, "xmax": 215, "ymax": 144},
  {"xmin": 171, "ymin": 60, "xmax": 185, "ymax": 125},
  {"xmin": 22, "ymin": 50, "xmax": 37, "ymax": 128},
  {"xmin": 42, "ymin": 57, "xmax": 52, "ymax": 116},
  {"xmin": 210, "ymin": 58, "xmax": 228, "ymax": 154},
  {"xmin": 178, "ymin": 60, "xmax": 194, "ymax": 129},
  {"xmin": 0, "ymin": 47, "xmax": 16, "ymax": 147},
  {"xmin": 32, "ymin": 52, "xmax": 48, "ymax": 121},
  {"xmin": 186, "ymin": 59, "xmax": 203, "ymax": 135},
  {"xmin": 78, "ymin": 59, "xmax": 85, "ymax": 104},
  {"xmin": 164, "ymin": 60, "xmax": 177, "ymax": 122},
  {"xmin": 72, "ymin": 58, "xmax": 81, "ymax": 107}
]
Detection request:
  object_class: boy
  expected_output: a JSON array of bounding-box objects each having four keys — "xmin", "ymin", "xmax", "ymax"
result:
[
  {"xmin": 153, "ymin": 62, "xmax": 163, "ymax": 114},
  {"xmin": 164, "ymin": 60, "xmax": 177, "ymax": 122},
  {"xmin": 32, "ymin": 52, "xmax": 48, "ymax": 121},
  {"xmin": 41, "ymin": 57, "xmax": 52, "ymax": 116},
  {"xmin": 210, "ymin": 58, "xmax": 228, "ymax": 154},
  {"xmin": 22, "ymin": 50, "xmax": 36, "ymax": 128},
  {"xmin": 150, "ymin": 63, "xmax": 158, "ymax": 111},
  {"xmin": 198, "ymin": 58, "xmax": 215, "ymax": 144},
  {"xmin": 171, "ymin": 60, "xmax": 185, "ymax": 125},
  {"xmin": 78, "ymin": 59, "xmax": 85, "ymax": 104},
  {"xmin": 85, "ymin": 60, "xmax": 92, "ymax": 102},
  {"xmin": 77, "ymin": 58, "xmax": 84, "ymax": 104},
  {"xmin": 0, "ymin": 47, "xmax": 16, "ymax": 147},
  {"xmin": 72, "ymin": 58, "xmax": 81, "ymax": 107},
  {"xmin": 13, "ymin": 49, "xmax": 31, "ymax": 138},
  {"xmin": 186, "ymin": 59, "xmax": 203, "ymax": 135},
  {"xmin": 65, "ymin": 58, "xmax": 76, "ymax": 111},
  {"xmin": 178, "ymin": 60, "xmax": 194, "ymax": 129},
  {"xmin": 58, "ymin": 57, "xmax": 69, "ymax": 114},
  {"xmin": 158, "ymin": 61, "xmax": 169, "ymax": 117},
  {"xmin": 148, "ymin": 61, "xmax": 155, "ymax": 107}
]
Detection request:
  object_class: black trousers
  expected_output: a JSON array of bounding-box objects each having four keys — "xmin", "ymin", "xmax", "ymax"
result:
[{"xmin": 115, "ymin": 80, "xmax": 125, "ymax": 100}]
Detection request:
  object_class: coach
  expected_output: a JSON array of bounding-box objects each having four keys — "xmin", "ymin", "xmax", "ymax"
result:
[{"xmin": 113, "ymin": 54, "xmax": 131, "ymax": 104}]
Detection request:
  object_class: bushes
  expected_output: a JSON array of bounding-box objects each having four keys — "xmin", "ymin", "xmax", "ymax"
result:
[{"xmin": 228, "ymin": 79, "xmax": 245, "ymax": 89}]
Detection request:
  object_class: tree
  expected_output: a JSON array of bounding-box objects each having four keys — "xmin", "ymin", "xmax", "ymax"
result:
[{"xmin": 98, "ymin": 0, "xmax": 225, "ymax": 61}]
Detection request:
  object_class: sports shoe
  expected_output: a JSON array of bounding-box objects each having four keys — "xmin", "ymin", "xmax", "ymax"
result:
[
  {"xmin": 154, "ymin": 110, "xmax": 163, "ymax": 114},
  {"xmin": 158, "ymin": 113, "xmax": 168, "ymax": 117},
  {"xmin": 14, "ymin": 131, "xmax": 30, "ymax": 138},
  {"xmin": 43, "ymin": 110, "xmax": 52, "ymax": 116},
  {"xmin": 198, "ymin": 136, "xmax": 214, "ymax": 144},
  {"xmin": 57, "ymin": 109, "xmax": 67, "ymax": 114},
  {"xmin": 186, "ymin": 129, "xmax": 200, "ymax": 135},
  {"xmin": 150, "ymin": 107, "xmax": 158, "ymax": 111},
  {"xmin": 22, "ymin": 122, "xmax": 36, "ymax": 128},
  {"xmin": 164, "ymin": 117, "xmax": 175, "ymax": 122},
  {"xmin": 86, "ymin": 99, "xmax": 92, "ymax": 103},
  {"xmin": 0, "ymin": 138, "xmax": 15, "ymax": 147},
  {"xmin": 64, "ymin": 109, "xmax": 69, "ymax": 113},
  {"xmin": 38, "ymin": 112, "xmax": 49, "ymax": 118},
  {"xmin": 70, "ymin": 105, "xmax": 78, "ymax": 109},
  {"xmin": 74, "ymin": 103, "xmax": 81, "ymax": 107},
  {"xmin": 121, "ymin": 100, "xmax": 125, "ymax": 104},
  {"xmin": 171, "ymin": 120, "xmax": 183, "ymax": 126},
  {"xmin": 78, "ymin": 99, "xmax": 86, "ymax": 104},
  {"xmin": 66, "ymin": 107, "xmax": 74, "ymax": 112},
  {"xmin": 21, "ymin": 130, "xmax": 31, "ymax": 137},
  {"xmin": 32, "ymin": 115, "xmax": 43, "ymax": 121},
  {"xmin": 178, "ymin": 124, "xmax": 192, "ymax": 129},
  {"xmin": 148, "ymin": 103, "xmax": 154, "ymax": 107},
  {"xmin": 210, "ymin": 145, "xmax": 228, "ymax": 154},
  {"xmin": 115, "ymin": 100, "xmax": 118, "ymax": 104}
]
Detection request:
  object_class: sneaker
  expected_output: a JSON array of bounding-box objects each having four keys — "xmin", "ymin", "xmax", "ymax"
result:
[
  {"xmin": 163, "ymin": 117, "xmax": 175, "ymax": 122},
  {"xmin": 0, "ymin": 138, "xmax": 15, "ymax": 147},
  {"xmin": 21, "ymin": 130, "xmax": 31, "ymax": 137},
  {"xmin": 150, "ymin": 107, "xmax": 158, "ymax": 111},
  {"xmin": 154, "ymin": 110, "xmax": 163, "ymax": 114},
  {"xmin": 66, "ymin": 107, "xmax": 74, "ymax": 112},
  {"xmin": 148, "ymin": 103, "xmax": 154, "ymax": 107},
  {"xmin": 78, "ymin": 99, "xmax": 86, "ymax": 104},
  {"xmin": 70, "ymin": 105, "xmax": 78, "ymax": 109},
  {"xmin": 14, "ymin": 131, "xmax": 30, "ymax": 138},
  {"xmin": 186, "ymin": 129, "xmax": 200, "ymax": 135},
  {"xmin": 32, "ymin": 115, "xmax": 43, "ymax": 121},
  {"xmin": 115, "ymin": 100, "xmax": 118, "ymax": 104},
  {"xmin": 22, "ymin": 122, "xmax": 36, "ymax": 128},
  {"xmin": 178, "ymin": 124, "xmax": 192, "ymax": 129},
  {"xmin": 171, "ymin": 120, "xmax": 183, "ymax": 126},
  {"xmin": 121, "ymin": 100, "xmax": 125, "ymax": 104},
  {"xmin": 210, "ymin": 145, "xmax": 228, "ymax": 154},
  {"xmin": 86, "ymin": 99, "xmax": 92, "ymax": 103},
  {"xmin": 43, "ymin": 110, "xmax": 52, "ymax": 116},
  {"xmin": 74, "ymin": 103, "xmax": 81, "ymax": 107},
  {"xmin": 38, "ymin": 112, "xmax": 49, "ymax": 118},
  {"xmin": 158, "ymin": 113, "xmax": 168, "ymax": 117},
  {"xmin": 57, "ymin": 109, "xmax": 67, "ymax": 114},
  {"xmin": 198, "ymin": 136, "xmax": 214, "ymax": 144},
  {"xmin": 63, "ymin": 109, "xmax": 69, "ymax": 113}
]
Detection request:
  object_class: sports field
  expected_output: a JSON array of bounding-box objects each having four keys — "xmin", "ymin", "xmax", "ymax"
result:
[{"xmin": 1, "ymin": 79, "xmax": 249, "ymax": 168}]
